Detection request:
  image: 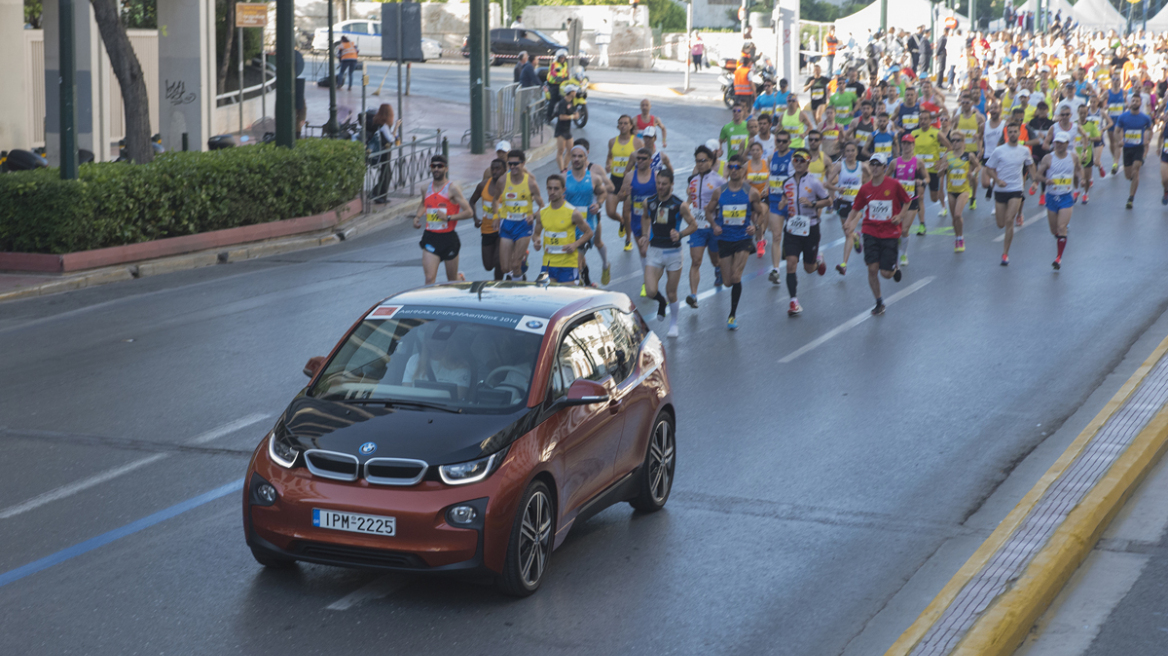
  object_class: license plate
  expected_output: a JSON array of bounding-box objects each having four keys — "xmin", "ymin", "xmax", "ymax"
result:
[{"xmin": 313, "ymin": 509, "xmax": 396, "ymax": 536}]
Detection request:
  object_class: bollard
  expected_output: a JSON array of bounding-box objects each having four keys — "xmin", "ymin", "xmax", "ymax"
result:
[{"xmin": 521, "ymin": 111, "xmax": 530, "ymax": 150}]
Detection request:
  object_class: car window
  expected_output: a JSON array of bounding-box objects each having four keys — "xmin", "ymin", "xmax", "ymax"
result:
[
  {"xmin": 599, "ymin": 309, "xmax": 640, "ymax": 383},
  {"xmin": 549, "ymin": 314, "xmax": 616, "ymax": 400},
  {"xmin": 347, "ymin": 22, "xmax": 369, "ymax": 35},
  {"xmin": 494, "ymin": 29, "xmax": 514, "ymax": 42},
  {"xmin": 371, "ymin": 22, "xmax": 381, "ymax": 35}
]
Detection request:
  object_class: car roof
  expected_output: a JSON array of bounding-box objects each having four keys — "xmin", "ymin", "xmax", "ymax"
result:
[{"xmin": 379, "ymin": 282, "xmax": 626, "ymax": 320}]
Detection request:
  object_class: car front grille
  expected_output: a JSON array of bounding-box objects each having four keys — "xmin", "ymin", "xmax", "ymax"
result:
[
  {"xmin": 292, "ymin": 541, "xmax": 428, "ymax": 569},
  {"xmin": 364, "ymin": 458, "xmax": 427, "ymax": 486},
  {"xmin": 304, "ymin": 450, "xmax": 359, "ymax": 481}
]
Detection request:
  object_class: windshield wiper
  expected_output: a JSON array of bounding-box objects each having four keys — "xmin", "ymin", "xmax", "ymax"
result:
[{"xmin": 334, "ymin": 398, "xmax": 463, "ymax": 413}]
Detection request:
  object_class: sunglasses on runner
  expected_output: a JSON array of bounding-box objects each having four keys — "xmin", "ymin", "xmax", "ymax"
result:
[
  {"xmin": 430, "ymin": 163, "xmax": 446, "ymax": 169},
  {"xmin": 727, "ymin": 164, "xmax": 742, "ymax": 170},
  {"xmin": 507, "ymin": 161, "xmax": 521, "ymax": 167},
  {"xmin": 695, "ymin": 157, "xmax": 710, "ymax": 164},
  {"xmin": 776, "ymin": 139, "xmax": 790, "ymax": 144}
]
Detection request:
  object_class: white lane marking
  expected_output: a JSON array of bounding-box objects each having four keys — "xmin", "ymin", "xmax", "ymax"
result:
[
  {"xmin": 326, "ymin": 575, "xmax": 415, "ymax": 610},
  {"xmin": 778, "ymin": 276, "xmax": 935, "ymax": 363},
  {"xmin": 0, "ymin": 413, "xmax": 270, "ymax": 520},
  {"xmin": 993, "ymin": 210, "xmax": 1046, "ymax": 242}
]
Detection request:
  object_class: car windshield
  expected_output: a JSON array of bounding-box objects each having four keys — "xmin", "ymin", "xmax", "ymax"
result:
[
  {"xmin": 530, "ymin": 30, "xmax": 559, "ymax": 44},
  {"xmin": 309, "ymin": 305, "xmax": 546, "ymax": 413}
]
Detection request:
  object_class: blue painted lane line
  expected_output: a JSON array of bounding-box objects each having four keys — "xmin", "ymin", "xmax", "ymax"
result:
[{"xmin": 0, "ymin": 478, "xmax": 244, "ymax": 589}]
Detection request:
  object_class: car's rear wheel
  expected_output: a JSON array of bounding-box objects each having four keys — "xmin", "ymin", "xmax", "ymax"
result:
[
  {"xmin": 497, "ymin": 480, "xmax": 554, "ymax": 596},
  {"xmin": 630, "ymin": 412, "xmax": 675, "ymax": 512},
  {"xmin": 250, "ymin": 546, "xmax": 297, "ymax": 570}
]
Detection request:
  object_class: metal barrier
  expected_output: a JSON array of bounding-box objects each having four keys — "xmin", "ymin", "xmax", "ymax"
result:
[
  {"xmin": 366, "ymin": 129, "xmax": 448, "ymax": 206},
  {"xmin": 520, "ymin": 97, "xmax": 547, "ymax": 151}
]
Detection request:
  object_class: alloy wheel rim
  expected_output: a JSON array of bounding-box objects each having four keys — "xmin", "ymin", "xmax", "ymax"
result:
[
  {"xmin": 648, "ymin": 421, "xmax": 675, "ymax": 503},
  {"xmin": 519, "ymin": 490, "xmax": 552, "ymax": 587}
]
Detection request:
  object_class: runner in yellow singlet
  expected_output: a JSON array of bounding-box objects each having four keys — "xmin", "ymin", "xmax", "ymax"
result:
[
  {"xmin": 938, "ymin": 132, "xmax": 978, "ymax": 254},
  {"xmin": 781, "ymin": 94, "xmax": 815, "ymax": 149},
  {"xmin": 605, "ymin": 115, "xmax": 644, "ymax": 247},
  {"xmin": 910, "ymin": 108, "xmax": 950, "ymax": 233}
]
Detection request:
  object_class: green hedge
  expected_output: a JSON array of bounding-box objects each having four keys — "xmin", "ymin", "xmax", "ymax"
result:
[{"xmin": 0, "ymin": 139, "xmax": 365, "ymax": 254}]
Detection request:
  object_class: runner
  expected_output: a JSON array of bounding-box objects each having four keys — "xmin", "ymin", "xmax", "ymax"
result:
[
  {"xmin": 564, "ymin": 141, "xmax": 613, "ymax": 286},
  {"xmin": 911, "ymin": 108, "xmax": 950, "ymax": 233},
  {"xmin": 532, "ymin": 174, "xmax": 593, "ymax": 284},
  {"xmin": 804, "ymin": 130, "xmax": 831, "ymax": 183},
  {"xmin": 1075, "ymin": 103, "xmax": 1100, "ymax": 204},
  {"xmin": 754, "ymin": 112, "xmax": 777, "ymax": 160},
  {"xmin": 849, "ymin": 100, "xmax": 876, "ymax": 160},
  {"xmin": 820, "ymin": 107, "xmax": 843, "ymax": 159},
  {"xmin": 1158, "ymin": 120, "xmax": 1168, "ymax": 205},
  {"xmin": 828, "ymin": 80, "xmax": 858, "ymax": 130},
  {"xmin": 954, "ymin": 92, "xmax": 985, "ymax": 210},
  {"xmin": 765, "ymin": 130, "xmax": 795, "ymax": 285},
  {"xmin": 635, "ymin": 99, "xmax": 668, "ymax": 147},
  {"xmin": 981, "ymin": 100, "xmax": 1006, "ymax": 201},
  {"xmin": 777, "ymin": 148, "xmax": 831, "ymax": 316},
  {"xmin": 983, "ymin": 122, "xmax": 1038, "ymax": 266},
  {"xmin": 1114, "ymin": 94, "xmax": 1153, "ymax": 209},
  {"xmin": 640, "ymin": 168, "xmax": 697, "ymax": 337},
  {"xmin": 892, "ymin": 134, "xmax": 927, "ymax": 267},
  {"xmin": 868, "ymin": 111, "xmax": 899, "ymax": 162},
  {"xmin": 640, "ymin": 126, "xmax": 673, "ymax": 173},
  {"xmin": 745, "ymin": 141, "xmax": 770, "ymax": 257},
  {"xmin": 720, "ymin": 104, "xmax": 752, "ymax": 159},
  {"xmin": 1026, "ymin": 101, "xmax": 1054, "ymax": 207},
  {"xmin": 705, "ymin": 154, "xmax": 766, "ymax": 329},
  {"xmin": 1085, "ymin": 95, "xmax": 1111, "ymax": 182},
  {"xmin": 412, "ymin": 155, "xmax": 473, "ymax": 285},
  {"xmin": 829, "ymin": 141, "xmax": 869, "ymax": 274},
  {"xmin": 618, "ymin": 148, "xmax": 658, "ymax": 296},
  {"xmin": 1106, "ymin": 74, "xmax": 1127, "ymax": 175},
  {"xmin": 846, "ymin": 153, "xmax": 910, "ymax": 315},
  {"xmin": 937, "ymin": 132, "xmax": 978, "ymax": 252},
  {"xmin": 895, "ymin": 86, "xmax": 922, "ymax": 136},
  {"xmin": 805, "ymin": 64, "xmax": 831, "ymax": 122},
  {"xmin": 553, "ymin": 84, "xmax": 580, "ymax": 172},
  {"xmin": 1035, "ymin": 133, "xmax": 1082, "ymax": 271},
  {"xmin": 780, "ymin": 94, "xmax": 815, "ymax": 149},
  {"xmin": 468, "ymin": 158, "xmax": 506, "ymax": 280},
  {"xmin": 685, "ymin": 144, "xmax": 726, "ymax": 307},
  {"xmin": 498, "ymin": 149, "xmax": 545, "ymax": 280},
  {"xmin": 604, "ymin": 115, "xmax": 643, "ymax": 250}
]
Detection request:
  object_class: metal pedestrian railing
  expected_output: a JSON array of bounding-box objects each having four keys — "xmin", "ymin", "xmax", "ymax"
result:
[{"xmin": 366, "ymin": 129, "xmax": 448, "ymax": 206}]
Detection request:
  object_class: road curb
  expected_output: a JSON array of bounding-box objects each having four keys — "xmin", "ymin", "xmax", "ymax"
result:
[
  {"xmin": 0, "ymin": 139, "xmax": 557, "ymax": 304},
  {"xmin": 884, "ymin": 333, "xmax": 1168, "ymax": 656}
]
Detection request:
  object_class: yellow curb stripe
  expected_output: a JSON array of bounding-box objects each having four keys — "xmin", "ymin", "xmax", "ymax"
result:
[{"xmin": 885, "ymin": 332, "xmax": 1168, "ymax": 656}]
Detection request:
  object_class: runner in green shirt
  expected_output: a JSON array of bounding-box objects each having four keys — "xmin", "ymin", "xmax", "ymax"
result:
[
  {"xmin": 719, "ymin": 103, "xmax": 751, "ymax": 159},
  {"xmin": 829, "ymin": 84, "xmax": 858, "ymax": 127}
]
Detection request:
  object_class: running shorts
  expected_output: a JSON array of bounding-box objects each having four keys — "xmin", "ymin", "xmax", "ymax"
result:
[
  {"xmin": 646, "ymin": 246, "xmax": 684, "ymax": 272},
  {"xmin": 500, "ymin": 218, "xmax": 534, "ymax": 241},
  {"xmin": 863, "ymin": 234, "xmax": 899, "ymax": 271},
  {"xmin": 1045, "ymin": 192, "xmax": 1075, "ymax": 211},
  {"xmin": 927, "ymin": 175, "xmax": 942, "ymax": 192},
  {"xmin": 782, "ymin": 223, "xmax": 821, "ymax": 262},
  {"xmin": 688, "ymin": 227, "xmax": 719, "ymax": 249},
  {"xmin": 420, "ymin": 230, "xmax": 461, "ymax": 261},
  {"xmin": 1123, "ymin": 146, "xmax": 1144, "ymax": 167},
  {"xmin": 540, "ymin": 265, "xmax": 579, "ymax": 284},
  {"xmin": 835, "ymin": 199, "xmax": 854, "ymax": 220},
  {"xmin": 994, "ymin": 190, "xmax": 1023, "ymax": 203},
  {"xmin": 718, "ymin": 238, "xmax": 755, "ymax": 258}
]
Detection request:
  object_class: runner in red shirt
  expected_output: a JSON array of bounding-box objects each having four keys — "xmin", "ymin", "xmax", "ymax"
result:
[{"xmin": 846, "ymin": 153, "xmax": 913, "ymax": 315}]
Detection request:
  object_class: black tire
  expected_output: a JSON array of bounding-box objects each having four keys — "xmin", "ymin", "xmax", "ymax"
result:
[
  {"xmin": 722, "ymin": 88, "xmax": 735, "ymax": 110},
  {"xmin": 574, "ymin": 104, "xmax": 588, "ymax": 129},
  {"xmin": 250, "ymin": 546, "xmax": 297, "ymax": 570},
  {"xmin": 630, "ymin": 412, "xmax": 675, "ymax": 512},
  {"xmin": 497, "ymin": 480, "xmax": 554, "ymax": 597}
]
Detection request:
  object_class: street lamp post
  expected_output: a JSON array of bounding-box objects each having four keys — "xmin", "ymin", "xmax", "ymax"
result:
[{"xmin": 326, "ymin": 0, "xmax": 337, "ymax": 136}]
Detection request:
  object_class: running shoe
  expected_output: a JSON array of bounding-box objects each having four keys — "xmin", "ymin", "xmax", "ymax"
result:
[
  {"xmin": 1162, "ymin": 192, "xmax": 1168, "ymax": 206},
  {"xmin": 1001, "ymin": 254, "xmax": 1009, "ymax": 266},
  {"xmin": 938, "ymin": 207, "xmax": 949, "ymax": 217},
  {"xmin": 757, "ymin": 239, "xmax": 766, "ymax": 257},
  {"xmin": 685, "ymin": 294, "xmax": 698, "ymax": 308},
  {"xmin": 714, "ymin": 268, "xmax": 723, "ymax": 288},
  {"xmin": 640, "ymin": 284, "xmax": 647, "ymax": 297},
  {"xmin": 1082, "ymin": 192, "xmax": 1089, "ymax": 205},
  {"xmin": 656, "ymin": 302, "xmax": 667, "ymax": 322},
  {"xmin": 618, "ymin": 224, "xmax": 626, "ymax": 238},
  {"xmin": 1127, "ymin": 196, "xmax": 1134, "ymax": 210},
  {"xmin": 787, "ymin": 300, "xmax": 802, "ymax": 316},
  {"xmin": 892, "ymin": 267, "xmax": 902, "ymax": 282},
  {"xmin": 872, "ymin": 301, "xmax": 886, "ymax": 316},
  {"xmin": 727, "ymin": 316, "xmax": 738, "ymax": 330},
  {"xmin": 1099, "ymin": 165, "xmax": 1106, "ymax": 177},
  {"xmin": 1015, "ymin": 213, "xmax": 1024, "ymax": 226},
  {"xmin": 1038, "ymin": 193, "xmax": 1045, "ymax": 206},
  {"xmin": 601, "ymin": 265, "xmax": 611, "ymax": 286},
  {"xmin": 916, "ymin": 223, "xmax": 927, "ymax": 236},
  {"xmin": 521, "ymin": 258, "xmax": 529, "ymax": 276},
  {"xmin": 623, "ymin": 241, "xmax": 632, "ymax": 251},
  {"xmin": 853, "ymin": 234, "xmax": 862, "ymax": 253},
  {"xmin": 970, "ymin": 198, "xmax": 977, "ymax": 211},
  {"xmin": 816, "ymin": 254, "xmax": 826, "ymax": 276},
  {"xmin": 457, "ymin": 271, "xmax": 466, "ymax": 281},
  {"xmin": 1052, "ymin": 257, "xmax": 1061, "ymax": 271},
  {"xmin": 1072, "ymin": 191, "xmax": 1080, "ymax": 203},
  {"xmin": 667, "ymin": 324, "xmax": 679, "ymax": 338},
  {"xmin": 835, "ymin": 263, "xmax": 847, "ymax": 275},
  {"xmin": 768, "ymin": 269, "xmax": 780, "ymax": 284},
  {"xmin": 1112, "ymin": 163, "xmax": 1119, "ymax": 175},
  {"xmin": 955, "ymin": 237, "xmax": 965, "ymax": 252},
  {"xmin": 899, "ymin": 253, "xmax": 909, "ymax": 267}
]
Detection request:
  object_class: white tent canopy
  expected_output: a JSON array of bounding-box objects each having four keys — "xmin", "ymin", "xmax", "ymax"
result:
[
  {"xmin": 1147, "ymin": 2, "xmax": 1168, "ymax": 31},
  {"xmin": 834, "ymin": 0, "xmax": 970, "ymax": 41},
  {"xmin": 1072, "ymin": 0, "xmax": 1127, "ymax": 31},
  {"xmin": 1021, "ymin": 0, "xmax": 1077, "ymax": 23}
]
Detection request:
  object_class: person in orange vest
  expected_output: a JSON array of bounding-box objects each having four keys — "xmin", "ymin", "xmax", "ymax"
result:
[
  {"xmin": 734, "ymin": 56, "xmax": 754, "ymax": 111},
  {"xmin": 337, "ymin": 36, "xmax": 359, "ymax": 91},
  {"xmin": 825, "ymin": 27, "xmax": 839, "ymax": 77}
]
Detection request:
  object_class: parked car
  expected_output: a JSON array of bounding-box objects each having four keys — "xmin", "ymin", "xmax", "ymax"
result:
[
  {"xmin": 311, "ymin": 21, "xmax": 443, "ymax": 62},
  {"xmin": 243, "ymin": 281, "xmax": 675, "ymax": 596},
  {"xmin": 461, "ymin": 28, "xmax": 590, "ymax": 67}
]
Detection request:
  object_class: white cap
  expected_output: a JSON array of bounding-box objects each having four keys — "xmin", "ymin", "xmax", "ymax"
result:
[
  {"xmin": 641, "ymin": 126, "xmax": 657, "ymax": 138},
  {"xmin": 556, "ymin": 48, "xmax": 568, "ymax": 58},
  {"xmin": 869, "ymin": 153, "xmax": 890, "ymax": 166},
  {"xmin": 705, "ymin": 138, "xmax": 720, "ymax": 152},
  {"xmin": 1053, "ymin": 132, "xmax": 1071, "ymax": 143},
  {"xmin": 495, "ymin": 140, "xmax": 512, "ymax": 152}
]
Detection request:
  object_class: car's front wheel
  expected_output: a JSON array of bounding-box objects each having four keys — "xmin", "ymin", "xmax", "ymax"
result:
[
  {"xmin": 630, "ymin": 412, "xmax": 675, "ymax": 512},
  {"xmin": 497, "ymin": 480, "xmax": 554, "ymax": 596},
  {"xmin": 250, "ymin": 546, "xmax": 297, "ymax": 570}
]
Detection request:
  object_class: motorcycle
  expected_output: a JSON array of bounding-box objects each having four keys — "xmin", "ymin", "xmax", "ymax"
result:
[
  {"xmin": 567, "ymin": 69, "xmax": 589, "ymax": 128},
  {"xmin": 719, "ymin": 57, "xmax": 775, "ymax": 109}
]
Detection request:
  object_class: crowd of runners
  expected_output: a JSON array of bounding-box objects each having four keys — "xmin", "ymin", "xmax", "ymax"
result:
[{"xmin": 409, "ymin": 27, "xmax": 1168, "ymax": 333}]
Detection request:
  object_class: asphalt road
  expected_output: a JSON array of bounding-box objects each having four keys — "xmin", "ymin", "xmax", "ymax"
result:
[{"xmin": 3, "ymin": 72, "xmax": 1168, "ymax": 655}]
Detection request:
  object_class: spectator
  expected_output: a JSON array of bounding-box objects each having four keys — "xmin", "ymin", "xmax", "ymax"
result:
[
  {"xmin": 691, "ymin": 32, "xmax": 705, "ymax": 72},
  {"xmin": 597, "ymin": 19, "xmax": 612, "ymax": 68},
  {"xmin": 825, "ymin": 27, "xmax": 840, "ymax": 75},
  {"xmin": 936, "ymin": 29, "xmax": 949, "ymax": 87},
  {"xmin": 337, "ymin": 36, "xmax": 359, "ymax": 91},
  {"xmin": 370, "ymin": 104, "xmax": 398, "ymax": 204},
  {"xmin": 516, "ymin": 52, "xmax": 540, "ymax": 88}
]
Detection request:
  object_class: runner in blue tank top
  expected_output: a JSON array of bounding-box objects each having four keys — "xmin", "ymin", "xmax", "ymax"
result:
[
  {"xmin": 704, "ymin": 153, "xmax": 765, "ymax": 331},
  {"xmin": 1106, "ymin": 77, "xmax": 1128, "ymax": 175},
  {"xmin": 564, "ymin": 142, "xmax": 614, "ymax": 286},
  {"xmin": 617, "ymin": 148, "xmax": 659, "ymax": 295},
  {"xmin": 763, "ymin": 131, "xmax": 794, "ymax": 284}
]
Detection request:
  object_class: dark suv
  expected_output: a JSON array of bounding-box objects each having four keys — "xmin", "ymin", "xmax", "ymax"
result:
[{"xmin": 462, "ymin": 28, "xmax": 589, "ymax": 67}]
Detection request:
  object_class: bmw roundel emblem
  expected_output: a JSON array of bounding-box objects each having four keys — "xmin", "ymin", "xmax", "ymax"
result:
[
  {"xmin": 526, "ymin": 319, "xmax": 544, "ymax": 329},
  {"xmin": 359, "ymin": 442, "xmax": 377, "ymax": 455}
]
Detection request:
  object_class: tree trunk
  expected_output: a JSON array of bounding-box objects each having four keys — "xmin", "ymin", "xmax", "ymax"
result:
[
  {"xmin": 219, "ymin": 1, "xmax": 235, "ymax": 95},
  {"xmin": 89, "ymin": 0, "xmax": 153, "ymax": 163}
]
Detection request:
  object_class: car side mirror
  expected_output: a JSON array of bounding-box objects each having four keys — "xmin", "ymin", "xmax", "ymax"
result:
[
  {"xmin": 561, "ymin": 379, "xmax": 609, "ymax": 407},
  {"xmin": 303, "ymin": 356, "xmax": 326, "ymax": 379}
]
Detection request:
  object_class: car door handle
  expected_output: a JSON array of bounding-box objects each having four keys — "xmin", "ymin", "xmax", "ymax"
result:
[{"xmin": 608, "ymin": 398, "xmax": 622, "ymax": 415}]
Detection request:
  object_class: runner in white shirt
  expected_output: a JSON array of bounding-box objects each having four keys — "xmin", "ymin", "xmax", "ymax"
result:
[
  {"xmin": 1035, "ymin": 133, "xmax": 1081, "ymax": 271},
  {"xmin": 984, "ymin": 121, "xmax": 1038, "ymax": 266},
  {"xmin": 828, "ymin": 141, "xmax": 869, "ymax": 275}
]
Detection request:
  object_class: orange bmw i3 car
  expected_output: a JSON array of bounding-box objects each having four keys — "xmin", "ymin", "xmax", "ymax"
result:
[{"xmin": 243, "ymin": 281, "xmax": 675, "ymax": 595}]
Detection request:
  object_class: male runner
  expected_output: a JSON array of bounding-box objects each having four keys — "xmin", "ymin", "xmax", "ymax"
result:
[
  {"xmin": 765, "ymin": 130, "xmax": 795, "ymax": 284},
  {"xmin": 849, "ymin": 100, "xmax": 876, "ymax": 160},
  {"xmin": 640, "ymin": 169, "xmax": 697, "ymax": 337},
  {"xmin": 777, "ymin": 149, "xmax": 831, "ymax": 316},
  {"xmin": 1026, "ymin": 101, "xmax": 1054, "ymax": 206},
  {"xmin": 1157, "ymin": 121, "xmax": 1168, "ymax": 206},
  {"xmin": 847, "ymin": 153, "xmax": 910, "ymax": 315},
  {"xmin": 981, "ymin": 100, "xmax": 1006, "ymax": 201},
  {"xmin": 498, "ymin": 149, "xmax": 545, "ymax": 280},
  {"xmin": 911, "ymin": 108, "xmax": 950, "ymax": 231},
  {"xmin": 983, "ymin": 122, "xmax": 1038, "ymax": 266},
  {"xmin": 780, "ymin": 94, "xmax": 815, "ymax": 149},
  {"xmin": 564, "ymin": 142, "xmax": 613, "ymax": 286},
  {"xmin": 706, "ymin": 154, "xmax": 766, "ymax": 330},
  {"xmin": 640, "ymin": 126, "xmax": 673, "ymax": 174},
  {"xmin": 720, "ymin": 104, "xmax": 752, "ymax": 159},
  {"xmin": 1105, "ymin": 74, "xmax": 1127, "ymax": 175},
  {"xmin": 468, "ymin": 158, "xmax": 506, "ymax": 280},
  {"xmin": 604, "ymin": 115, "xmax": 643, "ymax": 248},
  {"xmin": 830, "ymin": 141, "xmax": 869, "ymax": 274},
  {"xmin": 892, "ymin": 134, "xmax": 927, "ymax": 266},
  {"xmin": 533, "ymin": 174, "xmax": 593, "ymax": 284},
  {"xmin": 686, "ymin": 145, "xmax": 726, "ymax": 307},
  {"xmin": 938, "ymin": 132, "xmax": 978, "ymax": 252},
  {"xmin": 618, "ymin": 148, "xmax": 659, "ymax": 295},
  {"xmin": 868, "ymin": 111, "xmax": 898, "ymax": 162},
  {"xmin": 1035, "ymin": 133, "xmax": 1081, "ymax": 270},
  {"xmin": 1074, "ymin": 103, "xmax": 1100, "ymax": 204},
  {"xmin": 754, "ymin": 112, "xmax": 777, "ymax": 160},
  {"xmin": 1114, "ymin": 95, "xmax": 1152, "ymax": 209},
  {"xmin": 895, "ymin": 87, "xmax": 923, "ymax": 136},
  {"xmin": 634, "ymin": 99, "xmax": 668, "ymax": 147},
  {"xmin": 413, "ymin": 155, "xmax": 473, "ymax": 285}
]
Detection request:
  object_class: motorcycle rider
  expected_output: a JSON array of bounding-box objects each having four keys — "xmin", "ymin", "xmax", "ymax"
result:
[{"xmin": 546, "ymin": 49, "xmax": 571, "ymax": 124}]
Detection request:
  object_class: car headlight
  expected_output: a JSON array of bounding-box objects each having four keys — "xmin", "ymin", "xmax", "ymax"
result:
[
  {"xmin": 268, "ymin": 430, "xmax": 300, "ymax": 469},
  {"xmin": 438, "ymin": 447, "xmax": 509, "ymax": 486}
]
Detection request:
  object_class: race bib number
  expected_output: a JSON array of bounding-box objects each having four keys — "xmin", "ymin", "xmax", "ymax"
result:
[
  {"xmin": 632, "ymin": 199, "xmax": 645, "ymax": 216},
  {"xmin": 544, "ymin": 230, "xmax": 569, "ymax": 254},
  {"xmin": 841, "ymin": 186, "xmax": 859, "ymax": 200},
  {"xmin": 1109, "ymin": 103, "xmax": 1124, "ymax": 116},
  {"xmin": 722, "ymin": 204, "xmax": 747, "ymax": 226},
  {"xmin": 855, "ymin": 130, "xmax": 871, "ymax": 143},
  {"xmin": 903, "ymin": 115, "xmax": 919, "ymax": 130},
  {"xmin": 949, "ymin": 172, "xmax": 966, "ymax": 188},
  {"xmin": 1124, "ymin": 129, "xmax": 1143, "ymax": 146},
  {"xmin": 693, "ymin": 208, "xmax": 710, "ymax": 230},
  {"xmin": 811, "ymin": 88, "xmax": 825, "ymax": 100},
  {"xmin": 426, "ymin": 207, "xmax": 449, "ymax": 231},
  {"xmin": 875, "ymin": 143, "xmax": 892, "ymax": 155},
  {"xmin": 785, "ymin": 214, "xmax": 811, "ymax": 236},
  {"xmin": 613, "ymin": 156, "xmax": 629, "ymax": 171},
  {"xmin": 901, "ymin": 180, "xmax": 917, "ymax": 196},
  {"xmin": 769, "ymin": 178, "xmax": 784, "ymax": 194},
  {"xmin": 504, "ymin": 199, "xmax": 527, "ymax": 221},
  {"xmin": 747, "ymin": 171, "xmax": 767, "ymax": 185},
  {"xmin": 919, "ymin": 153, "xmax": 934, "ymax": 169},
  {"xmin": 867, "ymin": 199, "xmax": 893, "ymax": 221},
  {"xmin": 730, "ymin": 135, "xmax": 747, "ymax": 153},
  {"xmin": 1050, "ymin": 175, "xmax": 1073, "ymax": 195},
  {"xmin": 823, "ymin": 130, "xmax": 839, "ymax": 142}
]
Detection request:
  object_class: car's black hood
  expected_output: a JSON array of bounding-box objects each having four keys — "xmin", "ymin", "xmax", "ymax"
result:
[{"xmin": 278, "ymin": 395, "xmax": 538, "ymax": 465}]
